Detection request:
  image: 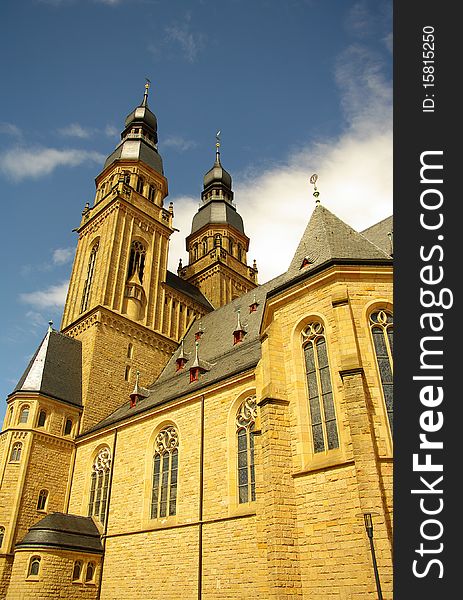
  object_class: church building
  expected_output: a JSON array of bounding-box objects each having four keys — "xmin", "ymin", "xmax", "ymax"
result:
[{"xmin": 0, "ymin": 84, "xmax": 393, "ymax": 599}]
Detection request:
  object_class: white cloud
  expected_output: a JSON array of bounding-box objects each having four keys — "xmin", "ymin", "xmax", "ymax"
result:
[
  {"xmin": 167, "ymin": 42, "xmax": 392, "ymax": 284},
  {"xmin": 19, "ymin": 281, "xmax": 69, "ymax": 310},
  {"xmin": 52, "ymin": 247, "xmax": 75, "ymax": 266},
  {"xmin": 104, "ymin": 124, "xmax": 119, "ymax": 138},
  {"xmin": 150, "ymin": 15, "xmax": 205, "ymax": 63},
  {"xmin": 163, "ymin": 135, "xmax": 197, "ymax": 152},
  {"xmin": 0, "ymin": 146, "xmax": 105, "ymax": 181},
  {"xmin": 0, "ymin": 122, "xmax": 21, "ymax": 137},
  {"xmin": 58, "ymin": 123, "xmax": 93, "ymax": 138}
]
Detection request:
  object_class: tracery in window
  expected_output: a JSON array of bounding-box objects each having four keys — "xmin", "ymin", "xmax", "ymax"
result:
[
  {"xmin": 81, "ymin": 241, "xmax": 99, "ymax": 313},
  {"xmin": 151, "ymin": 426, "xmax": 179, "ymax": 519},
  {"xmin": 236, "ymin": 396, "xmax": 257, "ymax": 503},
  {"xmin": 370, "ymin": 309, "xmax": 393, "ymax": 431},
  {"xmin": 302, "ymin": 321, "xmax": 339, "ymax": 453},
  {"xmin": 10, "ymin": 442, "xmax": 22, "ymax": 462},
  {"xmin": 19, "ymin": 405, "xmax": 30, "ymax": 424},
  {"xmin": 37, "ymin": 489, "xmax": 48, "ymax": 511},
  {"xmin": 127, "ymin": 240, "xmax": 146, "ymax": 283},
  {"xmin": 88, "ymin": 447, "xmax": 111, "ymax": 525}
]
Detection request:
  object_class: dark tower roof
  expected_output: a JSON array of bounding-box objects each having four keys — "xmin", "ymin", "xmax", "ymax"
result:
[
  {"xmin": 11, "ymin": 326, "xmax": 82, "ymax": 407},
  {"xmin": 189, "ymin": 138, "xmax": 245, "ymax": 237},
  {"xmin": 16, "ymin": 513, "xmax": 103, "ymax": 554},
  {"xmin": 104, "ymin": 81, "xmax": 164, "ymax": 175}
]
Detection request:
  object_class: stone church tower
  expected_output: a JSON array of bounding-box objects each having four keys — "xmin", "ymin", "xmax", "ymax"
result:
[
  {"xmin": 178, "ymin": 136, "xmax": 258, "ymax": 308},
  {"xmin": 0, "ymin": 87, "xmax": 394, "ymax": 600}
]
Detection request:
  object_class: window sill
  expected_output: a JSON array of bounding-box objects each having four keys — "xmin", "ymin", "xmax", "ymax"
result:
[
  {"xmin": 293, "ymin": 451, "xmax": 354, "ymax": 477},
  {"xmin": 228, "ymin": 503, "xmax": 256, "ymax": 519}
]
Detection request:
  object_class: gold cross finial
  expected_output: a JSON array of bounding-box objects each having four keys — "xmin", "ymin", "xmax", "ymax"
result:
[
  {"xmin": 143, "ymin": 78, "xmax": 151, "ymax": 105},
  {"xmin": 310, "ymin": 173, "xmax": 320, "ymax": 203}
]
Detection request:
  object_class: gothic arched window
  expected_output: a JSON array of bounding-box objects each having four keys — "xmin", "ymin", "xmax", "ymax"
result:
[
  {"xmin": 37, "ymin": 489, "xmax": 48, "ymax": 511},
  {"xmin": 0, "ymin": 526, "xmax": 5, "ymax": 548},
  {"xmin": 64, "ymin": 418, "xmax": 73, "ymax": 436},
  {"xmin": 202, "ymin": 238, "xmax": 208, "ymax": 256},
  {"xmin": 151, "ymin": 426, "xmax": 179, "ymax": 519},
  {"xmin": 72, "ymin": 560, "xmax": 82, "ymax": 582},
  {"xmin": 127, "ymin": 240, "xmax": 146, "ymax": 283},
  {"xmin": 136, "ymin": 176, "xmax": 144, "ymax": 195},
  {"xmin": 193, "ymin": 243, "xmax": 198, "ymax": 261},
  {"xmin": 81, "ymin": 241, "xmax": 99, "ymax": 313},
  {"xmin": 370, "ymin": 309, "xmax": 393, "ymax": 431},
  {"xmin": 214, "ymin": 234, "xmax": 222, "ymax": 247},
  {"xmin": 88, "ymin": 447, "xmax": 111, "ymax": 525},
  {"xmin": 229, "ymin": 237, "xmax": 234, "ymax": 256},
  {"xmin": 85, "ymin": 562, "xmax": 96, "ymax": 582},
  {"xmin": 236, "ymin": 396, "xmax": 257, "ymax": 504},
  {"xmin": 10, "ymin": 442, "xmax": 22, "ymax": 462},
  {"xmin": 302, "ymin": 321, "xmax": 339, "ymax": 453}
]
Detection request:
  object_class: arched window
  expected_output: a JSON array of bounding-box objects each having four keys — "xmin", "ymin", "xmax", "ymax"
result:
[
  {"xmin": 37, "ymin": 410, "xmax": 47, "ymax": 428},
  {"xmin": 127, "ymin": 343, "xmax": 133, "ymax": 359},
  {"xmin": 19, "ymin": 405, "xmax": 30, "ymax": 424},
  {"xmin": 214, "ymin": 234, "xmax": 222, "ymax": 247},
  {"xmin": 6, "ymin": 405, "xmax": 13, "ymax": 427},
  {"xmin": 302, "ymin": 321, "xmax": 339, "ymax": 453},
  {"xmin": 127, "ymin": 240, "xmax": 146, "ymax": 283},
  {"xmin": 85, "ymin": 562, "xmax": 96, "ymax": 582},
  {"xmin": 148, "ymin": 184, "xmax": 156, "ymax": 202},
  {"xmin": 37, "ymin": 489, "xmax": 48, "ymax": 511},
  {"xmin": 229, "ymin": 237, "xmax": 234, "ymax": 256},
  {"xmin": 28, "ymin": 556, "xmax": 41, "ymax": 578},
  {"xmin": 370, "ymin": 309, "xmax": 393, "ymax": 431},
  {"xmin": 202, "ymin": 238, "xmax": 207, "ymax": 256},
  {"xmin": 10, "ymin": 442, "xmax": 22, "ymax": 462},
  {"xmin": 151, "ymin": 426, "xmax": 179, "ymax": 519},
  {"xmin": 236, "ymin": 396, "xmax": 257, "ymax": 504},
  {"xmin": 0, "ymin": 526, "xmax": 5, "ymax": 548},
  {"xmin": 88, "ymin": 447, "xmax": 111, "ymax": 525},
  {"xmin": 136, "ymin": 176, "xmax": 144, "ymax": 195},
  {"xmin": 237, "ymin": 244, "xmax": 243, "ymax": 262},
  {"xmin": 64, "ymin": 418, "xmax": 73, "ymax": 436},
  {"xmin": 81, "ymin": 241, "xmax": 99, "ymax": 313},
  {"xmin": 193, "ymin": 243, "xmax": 198, "ymax": 261},
  {"xmin": 72, "ymin": 560, "xmax": 82, "ymax": 582}
]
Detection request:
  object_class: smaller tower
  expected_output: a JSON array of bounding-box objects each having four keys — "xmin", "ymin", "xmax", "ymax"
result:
[{"xmin": 179, "ymin": 133, "xmax": 257, "ymax": 308}]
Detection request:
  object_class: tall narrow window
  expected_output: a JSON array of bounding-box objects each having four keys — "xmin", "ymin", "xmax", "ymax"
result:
[
  {"xmin": 19, "ymin": 405, "xmax": 30, "ymax": 424},
  {"xmin": 28, "ymin": 556, "xmax": 41, "ymax": 578},
  {"xmin": 127, "ymin": 240, "xmax": 146, "ymax": 283},
  {"xmin": 236, "ymin": 396, "xmax": 257, "ymax": 503},
  {"xmin": 88, "ymin": 447, "xmax": 111, "ymax": 525},
  {"xmin": 10, "ymin": 442, "xmax": 22, "ymax": 462},
  {"xmin": 214, "ymin": 234, "xmax": 222, "ymax": 247},
  {"xmin": 370, "ymin": 310, "xmax": 393, "ymax": 431},
  {"xmin": 151, "ymin": 426, "xmax": 179, "ymax": 519},
  {"xmin": 136, "ymin": 176, "xmax": 144, "ymax": 194},
  {"xmin": 148, "ymin": 184, "xmax": 156, "ymax": 202},
  {"xmin": 72, "ymin": 560, "xmax": 82, "ymax": 582},
  {"xmin": 37, "ymin": 410, "xmax": 47, "ymax": 428},
  {"xmin": 0, "ymin": 526, "xmax": 4, "ymax": 548},
  {"xmin": 302, "ymin": 321, "xmax": 339, "ymax": 453},
  {"xmin": 85, "ymin": 562, "xmax": 96, "ymax": 583},
  {"xmin": 64, "ymin": 418, "xmax": 73, "ymax": 436},
  {"xmin": 202, "ymin": 238, "xmax": 207, "ymax": 256},
  {"xmin": 81, "ymin": 241, "xmax": 99, "ymax": 313},
  {"xmin": 37, "ymin": 489, "xmax": 48, "ymax": 511}
]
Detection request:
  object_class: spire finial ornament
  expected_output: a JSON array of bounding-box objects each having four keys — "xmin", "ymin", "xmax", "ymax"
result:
[
  {"xmin": 215, "ymin": 130, "xmax": 221, "ymax": 163},
  {"xmin": 48, "ymin": 320, "xmax": 53, "ymax": 332},
  {"xmin": 310, "ymin": 173, "xmax": 320, "ymax": 203},
  {"xmin": 142, "ymin": 78, "xmax": 151, "ymax": 106}
]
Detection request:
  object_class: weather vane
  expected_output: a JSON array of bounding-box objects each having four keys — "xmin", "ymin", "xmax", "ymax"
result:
[
  {"xmin": 216, "ymin": 130, "xmax": 221, "ymax": 148},
  {"xmin": 310, "ymin": 173, "xmax": 320, "ymax": 203},
  {"xmin": 143, "ymin": 78, "xmax": 151, "ymax": 104}
]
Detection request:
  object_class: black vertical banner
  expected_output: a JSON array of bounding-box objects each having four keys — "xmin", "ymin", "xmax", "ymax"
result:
[{"xmin": 395, "ymin": 3, "xmax": 458, "ymax": 598}]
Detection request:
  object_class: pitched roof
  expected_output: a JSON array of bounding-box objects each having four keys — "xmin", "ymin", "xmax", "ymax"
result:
[
  {"xmin": 361, "ymin": 215, "xmax": 393, "ymax": 255},
  {"xmin": 12, "ymin": 329, "xmax": 82, "ymax": 407},
  {"xmin": 285, "ymin": 204, "xmax": 392, "ymax": 280},
  {"xmin": 16, "ymin": 513, "xmax": 103, "ymax": 554},
  {"xmin": 165, "ymin": 270, "xmax": 214, "ymax": 310},
  {"xmin": 81, "ymin": 204, "xmax": 392, "ymax": 435}
]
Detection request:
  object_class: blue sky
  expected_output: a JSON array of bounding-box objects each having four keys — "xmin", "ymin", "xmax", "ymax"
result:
[{"xmin": 0, "ymin": 0, "xmax": 392, "ymax": 421}]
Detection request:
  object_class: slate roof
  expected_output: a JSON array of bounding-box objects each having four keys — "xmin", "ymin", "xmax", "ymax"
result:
[
  {"xmin": 190, "ymin": 199, "xmax": 245, "ymax": 236},
  {"xmin": 104, "ymin": 138, "xmax": 164, "ymax": 175},
  {"xmin": 12, "ymin": 329, "xmax": 82, "ymax": 407},
  {"xmin": 165, "ymin": 270, "xmax": 214, "ymax": 310},
  {"xmin": 361, "ymin": 215, "xmax": 393, "ymax": 255},
  {"xmin": 16, "ymin": 513, "xmax": 103, "ymax": 554}
]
